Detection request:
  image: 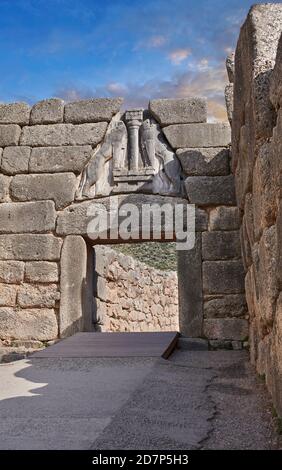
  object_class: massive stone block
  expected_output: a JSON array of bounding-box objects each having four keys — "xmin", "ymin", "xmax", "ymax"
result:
[
  {"xmin": 0, "ymin": 307, "xmax": 58, "ymax": 340},
  {"xmin": 202, "ymin": 231, "xmax": 241, "ymax": 260},
  {"xmin": 0, "ymin": 175, "xmax": 10, "ymax": 202},
  {"xmin": 203, "ymin": 260, "xmax": 245, "ymax": 294},
  {"xmin": 0, "ymin": 125, "xmax": 21, "ymax": 146},
  {"xmin": 225, "ymin": 84, "xmax": 233, "ymax": 124},
  {"xmin": 10, "ymin": 173, "xmax": 77, "ymax": 209},
  {"xmin": 177, "ymin": 233, "xmax": 203, "ymax": 337},
  {"xmin": 0, "ymin": 234, "xmax": 62, "ymax": 261},
  {"xmin": 25, "ymin": 261, "xmax": 59, "ymax": 283},
  {"xmin": 29, "ymin": 145, "xmax": 92, "ymax": 173},
  {"xmin": 277, "ymin": 202, "xmax": 282, "ymax": 291},
  {"xmin": 60, "ymin": 236, "xmax": 94, "ymax": 337},
  {"xmin": 56, "ymin": 194, "xmax": 190, "ymax": 238},
  {"xmin": 149, "ymin": 98, "xmax": 207, "ymax": 126},
  {"xmin": 226, "ymin": 53, "xmax": 235, "ymax": 83},
  {"xmin": 203, "ymin": 318, "xmax": 249, "ymax": 341},
  {"xmin": 252, "ymin": 143, "xmax": 277, "ymax": 240},
  {"xmin": 163, "ymin": 122, "xmax": 231, "ymax": 149},
  {"xmin": 1, "ymin": 146, "xmax": 30, "ymax": 175},
  {"xmin": 195, "ymin": 208, "xmax": 208, "ymax": 231},
  {"xmin": 204, "ymin": 294, "xmax": 247, "ymax": 319},
  {"xmin": 270, "ymin": 33, "xmax": 282, "ymax": 110},
  {"xmin": 0, "ymin": 284, "xmax": 17, "ymax": 306},
  {"xmin": 0, "ymin": 261, "xmax": 24, "ymax": 283},
  {"xmin": 0, "ymin": 102, "xmax": 30, "ymax": 125},
  {"xmin": 30, "ymin": 98, "xmax": 64, "ymax": 124},
  {"xmin": 256, "ymin": 226, "xmax": 279, "ymax": 328},
  {"xmin": 17, "ymin": 284, "xmax": 60, "ymax": 308},
  {"xmin": 209, "ymin": 206, "xmax": 240, "ymax": 231},
  {"xmin": 177, "ymin": 147, "xmax": 230, "ymax": 176},
  {"xmin": 185, "ymin": 175, "xmax": 236, "ymax": 206},
  {"xmin": 20, "ymin": 122, "xmax": 108, "ymax": 146},
  {"xmin": 0, "ymin": 201, "xmax": 56, "ymax": 233},
  {"xmin": 232, "ymin": 3, "xmax": 282, "ymax": 169},
  {"xmin": 64, "ymin": 98, "xmax": 123, "ymax": 124}
]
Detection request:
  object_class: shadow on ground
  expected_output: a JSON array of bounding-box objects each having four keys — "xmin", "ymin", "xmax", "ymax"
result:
[{"xmin": 0, "ymin": 350, "xmax": 277, "ymax": 449}]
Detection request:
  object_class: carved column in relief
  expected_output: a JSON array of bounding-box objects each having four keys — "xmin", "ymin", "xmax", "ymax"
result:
[{"xmin": 125, "ymin": 109, "xmax": 143, "ymax": 170}]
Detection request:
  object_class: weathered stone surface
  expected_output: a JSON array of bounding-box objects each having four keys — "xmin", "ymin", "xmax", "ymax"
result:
[
  {"xmin": 0, "ymin": 307, "xmax": 58, "ymax": 340},
  {"xmin": 202, "ymin": 231, "xmax": 241, "ymax": 260},
  {"xmin": 245, "ymin": 265, "xmax": 259, "ymax": 322},
  {"xmin": 30, "ymin": 99, "xmax": 64, "ymax": 124},
  {"xmin": 203, "ymin": 260, "xmax": 245, "ymax": 294},
  {"xmin": 10, "ymin": 173, "xmax": 77, "ymax": 209},
  {"xmin": 277, "ymin": 202, "xmax": 282, "ymax": 290},
  {"xmin": 177, "ymin": 233, "xmax": 203, "ymax": 337},
  {"xmin": 57, "ymin": 194, "xmax": 189, "ymax": 238},
  {"xmin": 149, "ymin": 98, "xmax": 207, "ymax": 126},
  {"xmin": 195, "ymin": 208, "xmax": 208, "ymax": 231},
  {"xmin": 0, "ymin": 284, "xmax": 17, "ymax": 306},
  {"xmin": 225, "ymin": 84, "xmax": 233, "ymax": 124},
  {"xmin": 234, "ymin": 124, "xmax": 253, "ymax": 208},
  {"xmin": 163, "ymin": 123, "xmax": 231, "ymax": 149},
  {"xmin": 17, "ymin": 284, "xmax": 60, "ymax": 308},
  {"xmin": 25, "ymin": 261, "xmax": 59, "ymax": 283},
  {"xmin": 244, "ymin": 193, "xmax": 255, "ymax": 246},
  {"xmin": 20, "ymin": 122, "xmax": 108, "ymax": 146},
  {"xmin": 204, "ymin": 294, "xmax": 248, "ymax": 319},
  {"xmin": 0, "ymin": 125, "xmax": 21, "ymax": 146},
  {"xmin": 232, "ymin": 3, "xmax": 282, "ymax": 170},
  {"xmin": 177, "ymin": 147, "xmax": 230, "ymax": 176},
  {"xmin": 60, "ymin": 236, "xmax": 93, "ymax": 337},
  {"xmin": 226, "ymin": 53, "xmax": 235, "ymax": 83},
  {"xmin": 203, "ymin": 318, "xmax": 248, "ymax": 341},
  {"xmin": 209, "ymin": 206, "xmax": 240, "ymax": 230},
  {"xmin": 64, "ymin": 98, "xmax": 123, "ymax": 124},
  {"xmin": 185, "ymin": 175, "xmax": 236, "ymax": 206},
  {"xmin": 252, "ymin": 143, "xmax": 277, "ymax": 240},
  {"xmin": 1, "ymin": 146, "xmax": 30, "ymax": 175},
  {"xmin": 240, "ymin": 217, "xmax": 253, "ymax": 270},
  {"xmin": 0, "ymin": 234, "xmax": 62, "ymax": 260},
  {"xmin": 256, "ymin": 226, "xmax": 279, "ymax": 327},
  {"xmin": 29, "ymin": 145, "xmax": 92, "ymax": 173},
  {"xmin": 270, "ymin": 34, "xmax": 282, "ymax": 110},
  {"xmin": 0, "ymin": 102, "xmax": 30, "ymax": 125},
  {"xmin": 0, "ymin": 175, "xmax": 10, "ymax": 202},
  {"xmin": 0, "ymin": 261, "xmax": 24, "ymax": 283},
  {"xmin": 0, "ymin": 201, "xmax": 56, "ymax": 233}
]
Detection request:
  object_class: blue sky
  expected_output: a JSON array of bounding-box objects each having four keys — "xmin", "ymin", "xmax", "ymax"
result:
[{"xmin": 0, "ymin": 0, "xmax": 275, "ymax": 120}]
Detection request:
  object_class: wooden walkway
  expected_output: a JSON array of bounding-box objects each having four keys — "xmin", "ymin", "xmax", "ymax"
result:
[{"xmin": 33, "ymin": 331, "xmax": 179, "ymax": 359}]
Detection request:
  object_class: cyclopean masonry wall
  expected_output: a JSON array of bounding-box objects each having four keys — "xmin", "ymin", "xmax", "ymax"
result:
[
  {"xmin": 93, "ymin": 245, "xmax": 178, "ymax": 332},
  {"xmin": 0, "ymin": 94, "xmax": 247, "ymax": 347},
  {"xmin": 231, "ymin": 3, "xmax": 282, "ymax": 415}
]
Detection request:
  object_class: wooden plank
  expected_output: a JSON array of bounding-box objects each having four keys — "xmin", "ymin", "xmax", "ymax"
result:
[{"xmin": 33, "ymin": 332, "xmax": 179, "ymax": 359}]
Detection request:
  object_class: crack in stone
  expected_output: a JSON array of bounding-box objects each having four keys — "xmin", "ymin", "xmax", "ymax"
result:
[{"xmin": 197, "ymin": 373, "xmax": 219, "ymax": 449}]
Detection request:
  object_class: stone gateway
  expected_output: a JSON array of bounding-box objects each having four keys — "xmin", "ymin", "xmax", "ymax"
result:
[{"xmin": 0, "ymin": 2, "xmax": 281, "ymax": 418}]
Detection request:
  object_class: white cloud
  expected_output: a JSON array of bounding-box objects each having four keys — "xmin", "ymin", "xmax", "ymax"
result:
[{"xmin": 168, "ymin": 48, "xmax": 191, "ymax": 65}]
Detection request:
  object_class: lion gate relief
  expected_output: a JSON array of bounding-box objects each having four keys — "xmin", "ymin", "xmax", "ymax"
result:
[{"xmin": 76, "ymin": 108, "xmax": 182, "ymax": 199}]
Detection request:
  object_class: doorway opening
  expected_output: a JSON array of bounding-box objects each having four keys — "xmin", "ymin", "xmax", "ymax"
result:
[{"xmin": 93, "ymin": 242, "xmax": 179, "ymax": 333}]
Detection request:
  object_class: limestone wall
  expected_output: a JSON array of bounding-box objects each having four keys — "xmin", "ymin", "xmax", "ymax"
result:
[
  {"xmin": 152, "ymin": 100, "xmax": 248, "ymax": 345},
  {"xmin": 0, "ymin": 98, "xmax": 121, "ymax": 343},
  {"xmin": 93, "ymin": 245, "xmax": 178, "ymax": 332},
  {"xmin": 232, "ymin": 4, "xmax": 282, "ymax": 415},
  {"xmin": 0, "ymin": 94, "xmax": 245, "ymax": 345}
]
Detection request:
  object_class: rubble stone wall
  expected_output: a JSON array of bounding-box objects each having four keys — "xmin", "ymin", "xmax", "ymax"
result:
[
  {"xmin": 93, "ymin": 245, "xmax": 179, "ymax": 332},
  {"xmin": 231, "ymin": 4, "xmax": 282, "ymax": 415}
]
